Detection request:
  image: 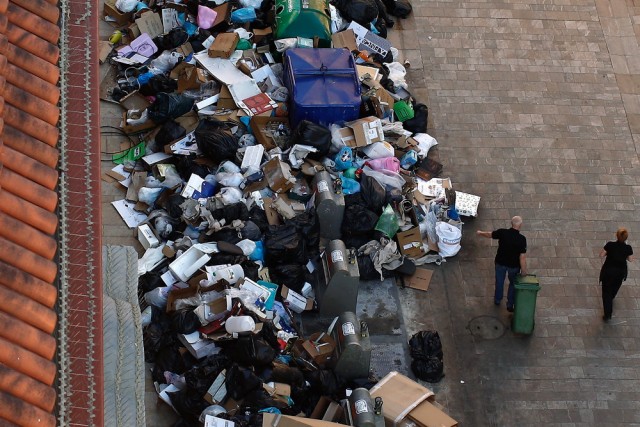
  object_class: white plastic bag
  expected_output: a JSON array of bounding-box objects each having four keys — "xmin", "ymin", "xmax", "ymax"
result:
[
  {"xmin": 385, "ymin": 62, "xmax": 408, "ymax": 91},
  {"xmin": 215, "ymin": 172, "xmax": 244, "ymax": 187},
  {"xmin": 218, "ymin": 187, "xmax": 243, "ymax": 205},
  {"xmin": 362, "ymin": 141, "xmax": 395, "ymax": 159},
  {"xmin": 412, "ymin": 133, "xmax": 438, "ymax": 158},
  {"xmin": 435, "ymin": 221, "xmax": 461, "ymax": 258},
  {"xmin": 115, "ymin": 0, "xmax": 138, "ymax": 12}
]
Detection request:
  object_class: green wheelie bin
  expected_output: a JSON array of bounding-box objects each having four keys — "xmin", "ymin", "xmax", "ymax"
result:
[{"xmin": 511, "ymin": 274, "xmax": 541, "ymax": 334}]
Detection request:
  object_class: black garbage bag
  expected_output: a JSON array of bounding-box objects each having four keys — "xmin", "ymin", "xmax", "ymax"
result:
[
  {"xmin": 155, "ymin": 121, "xmax": 186, "ymax": 147},
  {"xmin": 154, "ymin": 27, "xmax": 190, "ymax": 51},
  {"xmin": 139, "ymin": 74, "xmax": 178, "ymax": 97},
  {"xmin": 211, "ymin": 203, "xmax": 250, "ymax": 224},
  {"xmin": 373, "ymin": 18, "xmax": 388, "ymax": 38},
  {"xmin": 208, "ymin": 252, "xmax": 245, "ymax": 266},
  {"xmin": 167, "ymin": 388, "xmax": 210, "ymax": 425},
  {"xmin": 195, "ymin": 119, "xmax": 240, "ymax": 163},
  {"xmin": 305, "ymin": 369, "xmax": 341, "ymax": 395},
  {"xmin": 206, "ymin": 228, "xmax": 242, "ymax": 245},
  {"xmin": 249, "ymin": 206, "xmax": 269, "ymax": 233},
  {"xmin": 264, "ymin": 224, "xmax": 306, "ymax": 266},
  {"xmin": 269, "ymin": 264, "xmax": 306, "ymax": 293},
  {"xmin": 286, "ymin": 209, "xmax": 320, "ymax": 254},
  {"xmin": 225, "ymin": 364, "xmax": 264, "ymax": 400},
  {"xmin": 171, "ymin": 309, "xmax": 201, "ymax": 334},
  {"xmin": 174, "ymin": 154, "xmax": 211, "ymax": 180},
  {"xmin": 408, "ymin": 330, "xmax": 443, "ymax": 360},
  {"xmin": 260, "ymin": 362, "xmax": 305, "ymax": 388},
  {"xmin": 411, "ymin": 356, "xmax": 444, "ymax": 383},
  {"xmin": 139, "ymin": 270, "xmax": 165, "ymax": 295},
  {"xmin": 360, "ymin": 173, "xmax": 386, "ymax": 213},
  {"xmin": 380, "ymin": 0, "xmax": 412, "ymax": 17},
  {"xmin": 290, "ymin": 120, "xmax": 332, "ymax": 160},
  {"xmin": 143, "ymin": 314, "xmax": 174, "ymax": 362},
  {"xmin": 241, "ymin": 221, "xmax": 262, "ymax": 241},
  {"xmin": 218, "ymin": 334, "xmax": 276, "ymax": 367},
  {"xmin": 374, "ymin": 0, "xmax": 395, "ymax": 26},
  {"xmin": 184, "ymin": 354, "xmax": 231, "ymax": 395},
  {"xmin": 161, "ymin": 193, "xmax": 187, "ymax": 219},
  {"xmin": 242, "ymin": 388, "xmax": 290, "ymax": 411},
  {"xmin": 240, "ymin": 259, "xmax": 260, "ymax": 282},
  {"xmin": 342, "ymin": 203, "xmax": 379, "ymax": 237},
  {"xmin": 403, "ymin": 103, "xmax": 428, "ymax": 134},
  {"xmin": 152, "ymin": 343, "xmax": 188, "ymax": 383},
  {"xmin": 357, "ymin": 254, "xmax": 395, "ymax": 280},
  {"xmin": 334, "ymin": 0, "xmax": 378, "ymax": 27},
  {"xmin": 148, "ymin": 92, "xmax": 195, "ymax": 124}
]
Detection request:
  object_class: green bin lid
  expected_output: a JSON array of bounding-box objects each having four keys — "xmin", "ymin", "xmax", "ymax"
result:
[{"xmin": 515, "ymin": 274, "xmax": 540, "ymax": 289}]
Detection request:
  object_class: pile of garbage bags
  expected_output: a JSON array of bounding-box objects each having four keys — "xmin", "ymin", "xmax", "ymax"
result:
[{"xmin": 101, "ymin": 0, "xmax": 480, "ymax": 424}]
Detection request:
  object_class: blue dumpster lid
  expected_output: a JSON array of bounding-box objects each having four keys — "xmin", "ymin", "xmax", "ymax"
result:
[{"xmin": 285, "ymin": 48, "xmax": 361, "ymax": 106}]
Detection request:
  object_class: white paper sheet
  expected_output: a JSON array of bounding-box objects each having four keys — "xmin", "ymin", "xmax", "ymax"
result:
[{"xmin": 111, "ymin": 199, "xmax": 147, "ymax": 228}]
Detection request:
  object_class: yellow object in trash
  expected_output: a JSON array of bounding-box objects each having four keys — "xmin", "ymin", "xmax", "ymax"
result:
[{"xmin": 109, "ymin": 30, "xmax": 123, "ymax": 44}]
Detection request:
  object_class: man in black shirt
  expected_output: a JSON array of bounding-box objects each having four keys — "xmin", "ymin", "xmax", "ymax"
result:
[{"xmin": 477, "ymin": 216, "xmax": 528, "ymax": 312}]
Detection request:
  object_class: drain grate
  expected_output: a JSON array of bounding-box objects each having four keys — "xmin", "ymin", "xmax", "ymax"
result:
[{"xmin": 468, "ymin": 316, "xmax": 506, "ymax": 339}]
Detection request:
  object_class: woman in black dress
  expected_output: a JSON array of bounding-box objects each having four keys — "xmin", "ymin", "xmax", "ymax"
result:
[{"xmin": 599, "ymin": 227, "xmax": 634, "ymax": 321}]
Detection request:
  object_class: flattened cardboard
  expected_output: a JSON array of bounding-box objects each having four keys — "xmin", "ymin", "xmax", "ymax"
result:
[
  {"xmin": 208, "ymin": 32, "xmax": 240, "ymax": 58},
  {"xmin": 280, "ymin": 286, "xmax": 313, "ymax": 313},
  {"xmin": 99, "ymin": 41, "xmax": 113, "ymax": 64},
  {"xmin": 407, "ymin": 401, "xmax": 458, "ymax": 427},
  {"xmin": 340, "ymin": 117, "xmax": 384, "ymax": 148},
  {"xmin": 262, "ymin": 197, "xmax": 282, "ymax": 226},
  {"xmin": 405, "ymin": 268, "xmax": 433, "ymax": 291},
  {"xmin": 135, "ymin": 11, "xmax": 164, "ymax": 39},
  {"xmin": 369, "ymin": 371, "xmax": 435, "ymax": 427},
  {"xmin": 211, "ymin": 2, "xmax": 232, "ymax": 29}
]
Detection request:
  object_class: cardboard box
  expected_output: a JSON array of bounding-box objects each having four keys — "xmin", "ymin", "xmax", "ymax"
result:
[
  {"xmin": 396, "ymin": 226, "xmax": 425, "ymax": 258},
  {"xmin": 205, "ymin": 416, "xmax": 235, "ymax": 427},
  {"xmin": 301, "ymin": 332, "xmax": 335, "ymax": 366},
  {"xmin": 121, "ymin": 111, "xmax": 158, "ymax": 134},
  {"xmin": 406, "ymin": 401, "xmax": 458, "ymax": 427},
  {"xmin": 262, "ymin": 412, "xmax": 345, "ymax": 427},
  {"xmin": 208, "ymin": 32, "xmax": 240, "ymax": 58},
  {"xmin": 281, "ymin": 286, "xmax": 314, "ymax": 313},
  {"xmin": 263, "ymin": 383, "xmax": 292, "ymax": 405},
  {"xmin": 263, "ymin": 158, "xmax": 296, "ymax": 194},
  {"xmin": 178, "ymin": 332, "xmax": 220, "ymax": 359},
  {"xmin": 369, "ymin": 371, "xmax": 436, "ymax": 427},
  {"xmin": 169, "ymin": 246, "xmax": 211, "ymax": 282},
  {"xmin": 137, "ymin": 224, "xmax": 160, "ymax": 249},
  {"xmin": 119, "ymin": 91, "xmax": 151, "ymax": 111},
  {"xmin": 103, "ymin": 0, "xmax": 133, "ymax": 26},
  {"xmin": 170, "ymin": 62, "xmax": 209, "ymax": 93},
  {"xmin": 310, "ymin": 396, "xmax": 345, "ymax": 422},
  {"xmin": 344, "ymin": 116, "xmax": 384, "ymax": 147},
  {"xmin": 204, "ymin": 370, "xmax": 228, "ymax": 404},
  {"xmin": 249, "ymin": 116, "xmax": 290, "ymax": 150}
]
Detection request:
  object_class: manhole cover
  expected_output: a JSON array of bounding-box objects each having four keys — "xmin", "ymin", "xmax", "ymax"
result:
[{"xmin": 468, "ymin": 315, "xmax": 506, "ymax": 339}]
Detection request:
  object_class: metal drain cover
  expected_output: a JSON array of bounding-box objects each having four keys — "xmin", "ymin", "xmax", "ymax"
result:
[{"xmin": 468, "ymin": 315, "xmax": 506, "ymax": 339}]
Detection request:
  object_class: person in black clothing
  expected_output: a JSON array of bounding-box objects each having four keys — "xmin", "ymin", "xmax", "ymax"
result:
[
  {"xmin": 599, "ymin": 227, "xmax": 634, "ymax": 321},
  {"xmin": 477, "ymin": 216, "xmax": 528, "ymax": 312}
]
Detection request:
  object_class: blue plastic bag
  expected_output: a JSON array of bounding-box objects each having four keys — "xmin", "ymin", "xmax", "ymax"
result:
[
  {"xmin": 341, "ymin": 176, "xmax": 360, "ymax": 195},
  {"xmin": 249, "ymin": 240, "xmax": 265, "ymax": 262},
  {"xmin": 231, "ymin": 7, "xmax": 257, "ymax": 23},
  {"xmin": 334, "ymin": 146, "xmax": 354, "ymax": 171}
]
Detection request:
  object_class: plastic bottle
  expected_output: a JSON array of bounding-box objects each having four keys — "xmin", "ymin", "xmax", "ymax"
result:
[{"xmin": 225, "ymin": 316, "xmax": 256, "ymax": 333}]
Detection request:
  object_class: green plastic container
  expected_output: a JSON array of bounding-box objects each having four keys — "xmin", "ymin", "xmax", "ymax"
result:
[
  {"xmin": 274, "ymin": 0, "xmax": 332, "ymax": 48},
  {"xmin": 394, "ymin": 100, "xmax": 414, "ymax": 122},
  {"xmin": 511, "ymin": 274, "xmax": 541, "ymax": 335}
]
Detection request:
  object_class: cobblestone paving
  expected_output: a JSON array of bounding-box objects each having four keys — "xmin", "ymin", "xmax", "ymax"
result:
[
  {"xmin": 399, "ymin": 0, "xmax": 640, "ymax": 425},
  {"xmin": 100, "ymin": 0, "xmax": 640, "ymax": 425}
]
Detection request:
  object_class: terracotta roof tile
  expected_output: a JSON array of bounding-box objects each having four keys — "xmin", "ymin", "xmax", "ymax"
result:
[{"xmin": 0, "ymin": 0, "xmax": 61, "ymax": 424}]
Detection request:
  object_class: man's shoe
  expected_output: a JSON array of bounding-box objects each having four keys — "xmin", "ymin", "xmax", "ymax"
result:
[
  {"xmin": 507, "ymin": 306, "xmax": 514, "ymax": 313},
  {"xmin": 603, "ymin": 315, "xmax": 611, "ymax": 321},
  {"xmin": 494, "ymin": 300, "xmax": 500, "ymax": 306}
]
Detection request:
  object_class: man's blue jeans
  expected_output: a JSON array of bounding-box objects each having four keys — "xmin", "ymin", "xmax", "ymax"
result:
[{"xmin": 495, "ymin": 264, "xmax": 520, "ymax": 308}]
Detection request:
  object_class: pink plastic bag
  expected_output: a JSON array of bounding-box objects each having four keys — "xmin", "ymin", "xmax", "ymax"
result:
[
  {"xmin": 197, "ymin": 5, "xmax": 218, "ymax": 29},
  {"xmin": 365, "ymin": 157, "xmax": 400, "ymax": 173}
]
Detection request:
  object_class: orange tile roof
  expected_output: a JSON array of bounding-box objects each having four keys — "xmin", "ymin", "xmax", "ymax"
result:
[{"xmin": 0, "ymin": 0, "xmax": 62, "ymax": 425}]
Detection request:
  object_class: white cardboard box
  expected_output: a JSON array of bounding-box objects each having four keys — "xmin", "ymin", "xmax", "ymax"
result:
[
  {"xmin": 205, "ymin": 415, "xmax": 235, "ymax": 427},
  {"xmin": 138, "ymin": 224, "xmax": 160, "ymax": 249},
  {"xmin": 178, "ymin": 332, "xmax": 220, "ymax": 359},
  {"xmin": 169, "ymin": 246, "xmax": 211, "ymax": 282}
]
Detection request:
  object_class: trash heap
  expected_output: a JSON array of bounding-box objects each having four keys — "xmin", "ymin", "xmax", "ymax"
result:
[{"xmin": 101, "ymin": 0, "xmax": 476, "ymax": 425}]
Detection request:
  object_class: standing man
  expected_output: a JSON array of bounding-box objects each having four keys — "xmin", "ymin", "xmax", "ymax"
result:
[{"xmin": 476, "ymin": 216, "xmax": 528, "ymax": 312}]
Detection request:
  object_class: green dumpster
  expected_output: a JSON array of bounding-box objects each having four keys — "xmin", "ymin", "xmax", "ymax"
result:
[
  {"xmin": 274, "ymin": 0, "xmax": 332, "ymax": 48},
  {"xmin": 511, "ymin": 274, "xmax": 541, "ymax": 334}
]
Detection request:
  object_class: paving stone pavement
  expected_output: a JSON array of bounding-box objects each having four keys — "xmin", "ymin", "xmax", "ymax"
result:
[{"xmin": 100, "ymin": 0, "xmax": 640, "ymax": 424}]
